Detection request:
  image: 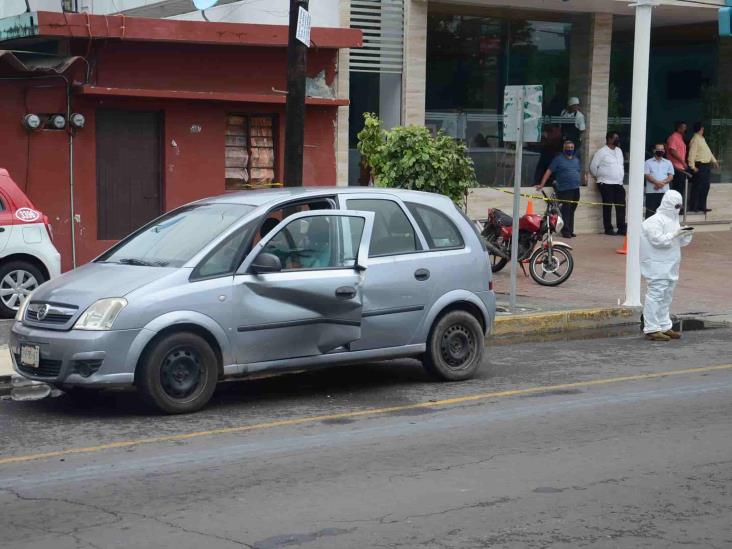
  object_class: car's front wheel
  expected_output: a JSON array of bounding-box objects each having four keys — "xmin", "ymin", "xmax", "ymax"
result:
[
  {"xmin": 137, "ymin": 332, "xmax": 218, "ymax": 414},
  {"xmin": 0, "ymin": 260, "xmax": 46, "ymax": 318},
  {"xmin": 423, "ymin": 310, "xmax": 485, "ymax": 381}
]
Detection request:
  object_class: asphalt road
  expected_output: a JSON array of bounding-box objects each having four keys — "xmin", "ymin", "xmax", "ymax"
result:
[{"xmin": 1, "ymin": 328, "xmax": 731, "ymax": 548}]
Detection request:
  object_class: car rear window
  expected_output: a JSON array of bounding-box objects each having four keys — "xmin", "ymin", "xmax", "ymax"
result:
[{"xmin": 406, "ymin": 202, "xmax": 464, "ymax": 250}]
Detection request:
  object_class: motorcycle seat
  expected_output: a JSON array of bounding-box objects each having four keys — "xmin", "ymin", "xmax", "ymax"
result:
[{"xmin": 492, "ymin": 209, "xmax": 514, "ymax": 227}]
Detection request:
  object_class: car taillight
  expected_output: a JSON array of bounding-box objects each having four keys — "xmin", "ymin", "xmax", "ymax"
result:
[{"xmin": 43, "ymin": 215, "xmax": 53, "ymax": 241}]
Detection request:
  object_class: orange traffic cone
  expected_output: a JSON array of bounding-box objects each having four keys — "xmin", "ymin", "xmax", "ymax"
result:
[
  {"xmin": 525, "ymin": 200, "xmax": 534, "ymax": 216},
  {"xmin": 616, "ymin": 236, "xmax": 628, "ymax": 255}
]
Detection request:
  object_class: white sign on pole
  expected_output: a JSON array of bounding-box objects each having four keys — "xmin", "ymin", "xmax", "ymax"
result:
[
  {"xmin": 296, "ymin": 7, "xmax": 312, "ymax": 47},
  {"xmin": 503, "ymin": 85, "xmax": 543, "ymax": 144},
  {"xmin": 503, "ymin": 85, "xmax": 542, "ymax": 313}
]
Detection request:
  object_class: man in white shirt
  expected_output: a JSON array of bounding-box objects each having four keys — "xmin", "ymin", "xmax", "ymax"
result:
[
  {"xmin": 644, "ymin": 143, "xmax": 675, "ymax": 219},
  {"xmin": 590, "ymin": 131, "xmax": 626, "ymax": 235},
  {"xmin": 560, "ymin": 97, "xmax": 586, "ymax": 159}
]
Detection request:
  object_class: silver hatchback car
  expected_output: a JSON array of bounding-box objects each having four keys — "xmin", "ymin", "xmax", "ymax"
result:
[{"xmin": 11, "ymin": 188, "xmax": 495, "ymax": 413}]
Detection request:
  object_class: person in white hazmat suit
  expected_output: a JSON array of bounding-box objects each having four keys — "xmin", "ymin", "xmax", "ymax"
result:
[{"xmin": 640, "ymin": 190, "xmax": 693, "ymax": 341}]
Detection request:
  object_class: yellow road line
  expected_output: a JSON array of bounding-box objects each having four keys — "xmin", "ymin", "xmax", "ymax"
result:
[{"xmin": 2, "ymin": 363, "xmax": 731, "ymax": 467}]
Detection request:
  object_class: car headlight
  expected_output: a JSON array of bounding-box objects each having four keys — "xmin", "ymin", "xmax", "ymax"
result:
[
  {"xmin": 74, "ymin": 298, "xmax": 128, "ymax": 331},
  {"xmin": 16, "ymin": 290, "xmax": 35, "ymax": 321}
]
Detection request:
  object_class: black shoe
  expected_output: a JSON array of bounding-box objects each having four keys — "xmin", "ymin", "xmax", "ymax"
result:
[
  {"xmin": 617, "ymin": 231, "xmax": 626, "ymax": 236},
  {"xmin": 604, "ymin": 229, "xmax": 615, "ymax": 235},
  {"xmin": 561, "ymin": 232, "xmax": 572, "ymax": 238},
  {"xmin": 571, "ymin": 233, "xmax": 576, "ymax": 237}
]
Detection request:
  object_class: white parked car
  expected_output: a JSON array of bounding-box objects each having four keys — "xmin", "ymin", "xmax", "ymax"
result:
[{"xmin": 0, "ymin": 168, "xmax": 61, "ymax": 318}]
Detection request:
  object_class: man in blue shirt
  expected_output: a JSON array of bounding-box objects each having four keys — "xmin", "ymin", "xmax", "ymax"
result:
[
  {"xmin": 644, "ymin": 143, "xmax": 675, "ymax": 219},
  {"xmin": 536, "ymin": 140, "xmax": 585, "ymax": 237}
]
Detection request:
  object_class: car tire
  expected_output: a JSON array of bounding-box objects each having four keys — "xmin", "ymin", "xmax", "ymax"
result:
[
  {"xmin": 0, "ymin": 260, "xmax": 46, "ymax": 319},
  {"xmin": 137, "ymin": 332, "xmax": 218, "ymax": 414},
  {"xmin": 423, "ymin": 310, "xmax": 484, "ymax": 381}
]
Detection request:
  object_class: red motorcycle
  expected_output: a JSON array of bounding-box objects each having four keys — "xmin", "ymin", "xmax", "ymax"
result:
[{"xmin": 480, "ymin": 191, "xmax": 574, "ymax": 286}]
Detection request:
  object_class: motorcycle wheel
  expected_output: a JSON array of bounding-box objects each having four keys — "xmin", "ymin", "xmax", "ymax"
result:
[
  {"xmin": 529, "ymin": 246, "xmax": 574, "ymax": 286},
  {"xmin": 483, "ymin": 232, "xmax": 509, "ymax": 273}
]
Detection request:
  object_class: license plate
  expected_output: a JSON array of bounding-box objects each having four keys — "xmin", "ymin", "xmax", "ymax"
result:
[{"xmin": 20, "ymin": 344, "xmax": 40, "ymax": 368}]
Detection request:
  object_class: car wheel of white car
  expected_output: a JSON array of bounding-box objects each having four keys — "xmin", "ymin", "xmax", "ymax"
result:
[
  {"xmin": 0, "ymin": 261, "xmax": 45, "ymax": 318},
  {"xmin": 423, "ymin": 310, "xmax": 484, "ymax": 381},
  {"xmin": 137, "ymin": 332, "xmax": 219, "ymax": 414}
]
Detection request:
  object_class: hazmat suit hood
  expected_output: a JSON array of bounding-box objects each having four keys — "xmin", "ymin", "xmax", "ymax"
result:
[
  {"xmin": 640, "ymin": 190, "xmax": 691, "ymax": 281},
  {"xmin": 656, "ymin": 190, "xmax": 683, "ymax": 219}
]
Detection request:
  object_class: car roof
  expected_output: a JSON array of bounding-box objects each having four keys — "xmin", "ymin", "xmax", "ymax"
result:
[{"xmin": 199, "ymin": 186, "xmax": 453, "ymax": 209}]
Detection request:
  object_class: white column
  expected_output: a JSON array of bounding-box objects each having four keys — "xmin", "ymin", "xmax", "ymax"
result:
[{"xmin": 624, "ymin": 0, "xmax": 657, "ymax": 307}]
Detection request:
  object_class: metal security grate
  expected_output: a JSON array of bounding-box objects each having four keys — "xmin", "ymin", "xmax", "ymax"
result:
[{"xmin": 350, "ymin": 0, "xmax": 404, "ymax": 74}]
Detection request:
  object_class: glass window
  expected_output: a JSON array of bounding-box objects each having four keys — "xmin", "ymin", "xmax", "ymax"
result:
[
  {"xmin": 426, "ymin": 14, "xmax": 572, "ymax": 187},
  {"xmin": 261, "ymin": 215, "xmax": 365, "ymax": 271},
  {"xmin": 193, "ymin": 223, "xmax": 254, "ymax": 279},
  {"xmin": 346, "ymin": 199, "xmax": 419, "ymax": 256},
  {"xmin": 98, "ymin": 203, "xmax": 254, "ymax": 268},
  {"xmin": 406, "ymin": 202, "xmax": 464, "ymax": 250}
]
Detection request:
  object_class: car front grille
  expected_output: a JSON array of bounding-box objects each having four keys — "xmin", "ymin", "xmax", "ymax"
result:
[
  {"xmin": 14, "ymin": 354, "xmax": 63, "ymax": 378},
  {"xmin": 24, "ymin": 302, "xmax": 77, "ymax": 326},
  {"xmin": 25, "ymin": 310, "xmax": 73, "ymax": 324}
]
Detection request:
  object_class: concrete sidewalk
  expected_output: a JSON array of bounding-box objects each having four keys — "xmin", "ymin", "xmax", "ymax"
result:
[{"xmin": 491, "ymin": 231, "xmax": 732, "ymax": 317}]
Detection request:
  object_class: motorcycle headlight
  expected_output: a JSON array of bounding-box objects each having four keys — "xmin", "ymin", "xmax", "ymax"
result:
[
  {"xmin": 74, "ymin": 298, "xmax": 128, "ymax": 331},
  {"xmin": 16, "ymin": 290, "xmax": 35, "ymax": 321}
]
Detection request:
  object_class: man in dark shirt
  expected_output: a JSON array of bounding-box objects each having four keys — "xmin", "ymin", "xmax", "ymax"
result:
[{"xmin": 536, "ymin": 140, "xmax": 585, "ymax": 238}]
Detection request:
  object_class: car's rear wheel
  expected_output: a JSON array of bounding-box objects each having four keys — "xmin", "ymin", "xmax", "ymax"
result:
[
  {"xmin": 137, "ymin": 332, "xmax": 218, "ymax": 414},
  {"xmin": 0, "ymin": 261, "xmax": 45, "ymax": 318},
  {"xmin": 423, "ymin": 310, "xmax": 484, "ymax": 381}
]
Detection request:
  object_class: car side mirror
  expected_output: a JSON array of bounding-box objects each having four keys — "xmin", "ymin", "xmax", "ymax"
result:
[{"xmin": 250, "ymin": 252, "xmax": 282, "ymax": 274}]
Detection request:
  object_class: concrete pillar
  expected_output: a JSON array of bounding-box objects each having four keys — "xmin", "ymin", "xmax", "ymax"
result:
[
  {"xmin": 401, "ymin": 0, "xmax": 427, "ymax": 126},
  {"xmin": 335, "ymin": 0, "xmax": 351, "ymax": 186},
  {"xmin": 568, "ymin": 12, "xmax": 614, "ymax": 234}
]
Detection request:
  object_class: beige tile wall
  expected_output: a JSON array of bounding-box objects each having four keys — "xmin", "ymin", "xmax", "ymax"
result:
[
  {"xmin": 336, "ymin": 0, "xmax": 351, "ymax": 186},
  {"xmin": 402, "ymin": 0, "xmax": 428, "ymax": 126}
]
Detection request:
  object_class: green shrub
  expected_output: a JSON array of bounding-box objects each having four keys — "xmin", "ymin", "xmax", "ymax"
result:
[{"xmin": 357, "ymin": 113, "xmax": 477, "ymax": 206}]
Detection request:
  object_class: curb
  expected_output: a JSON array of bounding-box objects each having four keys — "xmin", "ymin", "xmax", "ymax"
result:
[{"xmin": 490, "ymin": 307, "xmax": 639, "ymax": 338}]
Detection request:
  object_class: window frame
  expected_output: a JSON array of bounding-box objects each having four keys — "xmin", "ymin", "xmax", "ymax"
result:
[
  {"xmin": 239, "ymin": 210, "xmax": 374, "ymax": 275},
  {"xmin": 225, "ymin": 113, "xmax": 279, "ymax": 190},
  {"xmin": 342, "ymin": 196, "xmax": 426, "ymax": 258},
  {"xmin": 405, "ymin": 201, "xmax": 466, "ymax": 252}
]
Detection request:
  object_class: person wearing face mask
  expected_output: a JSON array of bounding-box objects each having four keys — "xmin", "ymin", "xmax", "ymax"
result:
[
  {"xmin": 536, "ymin": 139, "xmax": 585, "ymax": 238},
  {"xmin": 640, "ymin": 190, "xmax": 693, "ymax": 342},
  {"xmin": 644, "ymin": 144, "xmax": 675, "ymax": 219},
  {"xmin": 590, "ymin": 131, "xmax": 626, "ymax": 235}
]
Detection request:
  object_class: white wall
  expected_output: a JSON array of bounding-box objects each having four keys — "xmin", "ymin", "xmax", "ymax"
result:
[
  {"xmin": 168, "ymin": 0, "xmax": 342, "ymax": 27},
  {"xmin": 0, "ymin": 0, "xmax": 343, "ymax": 28},
  {"xmin": 0, "ymin": 0, "xmax": 62, "ymax": 18}
]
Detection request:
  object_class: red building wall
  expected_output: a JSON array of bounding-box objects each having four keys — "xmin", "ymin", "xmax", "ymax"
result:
[{"xmin": 0, "ymin": 42, "xmax": 341, "ymax": 271}]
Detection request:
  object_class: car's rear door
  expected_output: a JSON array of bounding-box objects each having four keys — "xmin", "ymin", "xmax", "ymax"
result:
[{"xmin": 232, "ymin": 210, "xmax": 374, "ymax": 365}]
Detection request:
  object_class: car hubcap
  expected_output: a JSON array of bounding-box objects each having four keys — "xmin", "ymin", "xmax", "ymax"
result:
[
  {"xmin": 0, "ymin": 270, "xmax": 39, "ymax": 311},
  {"xmin": 160, "ymin": 347, "xmax": 203, "ymax": 399},
  {"xmin": 440, "ymin": 324, "xmax": 476, "ymax": 369}
]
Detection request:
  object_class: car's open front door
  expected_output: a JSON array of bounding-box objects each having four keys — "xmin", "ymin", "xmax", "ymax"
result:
[{"xmin": 232, "ymin": 210, "xmax": 374, "ymax": 365}]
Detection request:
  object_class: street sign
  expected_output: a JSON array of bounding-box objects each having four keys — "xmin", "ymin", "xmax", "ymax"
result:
[
  {"xmin": 502, "ymin": 85, "xmax": 542, "ymax": 313},
  {"xmin": 296, "ymin": 6, "xmax": 311, "ymax": 47},
  {"xmin": 503, "ymin": 85, "xmax": 543, "ymax": 143}
]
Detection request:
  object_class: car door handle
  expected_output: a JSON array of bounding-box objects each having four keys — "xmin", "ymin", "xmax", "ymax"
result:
[
  {"xmin": 414, "ymin": 268, "xmax": 430, "ymax": 281},
  {"xmin": 335, "ymin": 286, "xmax": 357, "ymax": 299}
]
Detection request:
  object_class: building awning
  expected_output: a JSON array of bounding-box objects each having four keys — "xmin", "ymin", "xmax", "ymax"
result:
[
  {"xmin": 0, "ymin": 49, "xmax": 84, "ymax": 76},
  {"xmin": 0, "ymin": 11, "xmax": 362, "ymax": 49}
]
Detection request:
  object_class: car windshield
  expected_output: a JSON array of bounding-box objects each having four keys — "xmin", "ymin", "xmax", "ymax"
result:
[{"xmin": 98, "ymin": 203, "xmax": 255, "ymax": 268}]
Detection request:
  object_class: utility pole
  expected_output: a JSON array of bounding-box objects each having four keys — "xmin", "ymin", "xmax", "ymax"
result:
[
  {"xmin": 624, "ymin": 0, "xmax": 658, "ymax": 307},
  {"xmin": 284, "ymin": 0, "xmax": 310, "ymax": 187}
]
